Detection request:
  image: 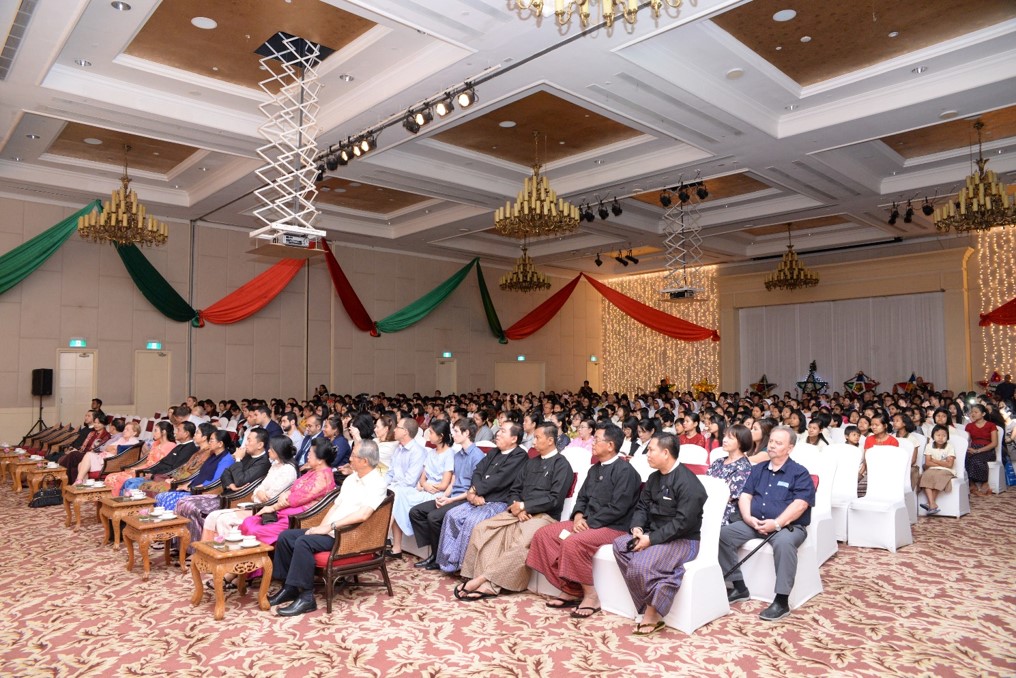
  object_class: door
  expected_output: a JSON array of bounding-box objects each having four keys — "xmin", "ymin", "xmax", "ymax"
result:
[
  {"xmin": 586, "ymin": 360, "xmax": 602, "ymax": 393},
  {"xmin": 436, "ymin": 358, "xmax": 457, "ymax": 396},
  {"xmin": 57, "ymin": 350, "xmax": 96, "ymax": 425},
  {"xmin": 135, "ymin": 350, "xmax": 171, "ymax": 419}
]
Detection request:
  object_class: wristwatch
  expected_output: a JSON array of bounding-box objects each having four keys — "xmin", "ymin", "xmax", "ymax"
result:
[
  {"xmin": 774, "ymin": 520, "xmax": 782, "ymax": 531},
  {"xmin": 518, "ymin": 502, "xmax": 525, "ymax": 512}
]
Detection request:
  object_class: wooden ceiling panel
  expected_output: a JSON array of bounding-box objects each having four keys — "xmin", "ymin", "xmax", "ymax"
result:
[
  {"xmin": 125, "ymin": 0, "xmax": 375, "ymax": 89},
  {"xmin": 631, "ymin": 173, "xmax": 770, "ymax": 207},
  {"xmin": 316, "ymin": 178, "xmax": 430, "ymax": 213},
  {"xmin": 49, "ymin": 122, "xmax": 198, "ymax": 173},
  {"xmin": 431, "ymin": 91, "xmax": 643, "ymax": 166},
  {"xmin": 881, "ymin": 106, "xmax": 1016, "ymax": 158},
  {"xmin": 745, "ymin": 216, "xmax": 849, "ymax": 237},
  {"xmin": 712, "ymin": 0, "xmax": 1016, "ymax": 86}
]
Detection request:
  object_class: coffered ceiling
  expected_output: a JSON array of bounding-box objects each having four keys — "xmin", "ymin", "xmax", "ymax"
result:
[{"xmin": 0, "ymin": 0, "xmax": 1014, "ymax": 278}]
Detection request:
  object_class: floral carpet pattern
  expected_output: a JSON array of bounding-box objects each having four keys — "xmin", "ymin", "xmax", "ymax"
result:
[{"xmin": 1, "ymin": 486, "xmax": 1014, "ymax": 678}]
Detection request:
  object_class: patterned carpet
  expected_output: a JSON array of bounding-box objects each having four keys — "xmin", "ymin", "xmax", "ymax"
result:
[{"xmin": 1, "ymin": 485, "xmax": 1014, "ymax": 678}]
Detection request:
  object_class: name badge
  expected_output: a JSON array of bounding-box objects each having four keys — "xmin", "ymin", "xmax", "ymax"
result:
[
  {"xmin": 662, "ymin": 495, "xmax": 673, "ymax": 501},
  {"xmin": 777, "ymin": 481, "xmax": 790, "ymax": 488}
]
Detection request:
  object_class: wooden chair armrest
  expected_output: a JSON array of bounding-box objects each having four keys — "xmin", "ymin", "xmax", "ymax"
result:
[{"xmin": 288, "ymin": 487, "xmax": 341, "ymax": 530}]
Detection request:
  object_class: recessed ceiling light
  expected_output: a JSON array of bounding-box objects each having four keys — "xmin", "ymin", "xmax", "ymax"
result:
[
  {"xmin": 110, "ymin": 1, "xmax": 131, "ymax": 10},
  {"xmin": 191, "ymin": 16, "xmax": 217, "ymax": 29},
  {"xmin": 83, "ymin": 137, "xmax": 103, "ymax": 145},
  {"xmin": 348, "ymin": 182, "xmax": 361, "ymax": 187},
  {"xmin": 939, "ymin": 110, "xmax": 958, "ymax": 120},
  {"xmin": 14, "ymin": 156, "xmax": 22, "ymax": 162},
  {"xmin": 998, "ymin": 149, "xmax": 1004, "ymax": 155},
  {"xmin": 498, "ymin": 120, "xmax": 516, "ymax": 128},
  {"xmin": 887, "ymin": 31, "xmax": 899, "ymax": 38},
  {"xmin": 772, "ymin": 9, "xmax": 797, "ymax": 21},
  {"xmin": 559, "ymin": 141, "xmax": 566, "ymax": 145},
  {"xmin": 726, "ymin": 68, "xmax": 745, "ymax": 80},
  {"xmin": 504, "ymin": 57, "xmax": 513, "ymax": 63},
  {"xmin": 459, "ymin": 228, "xmax": 469, "ymax": 232},
  {"xmin": 775, "ymin": 45, "xmax": 783, "ymax": 51},
  {"xmin": 800, "ymin": 35, "xmax": 812, "ymax": 43},
  {"xmin": 152, "ymin": 151, "xmax": 159, "ymax": 156},
  {"xmin": 74, "ymin": 59, "xmax": 91, "ymax": 67},
  {"xmin": 338, "ymin": 74, "xmax": 354, "ymax": 82},
  {"xmin": 211, "ymin": 66, "xmax": 219, "ymax": 72},
  {"xmin": 911, "ymin": 66, "xmax": 928, "ymax": 74},
  {"xmin": 25, "ymin": 134, "xmax": 39, "ymax": 139},
  {"xmin": 199, "ymin": 166, "xmax": 207, "ymax": 171},
  {"xmin": 174, "ymin": 184, "xmax": 180, "ymax": 188},
  {"xmin": 593, "ymin": 159, "xmax": 604, "ymax": 165},
  {"xmin": 333, "ymin": 188, "xmax": 346, "ymax": 193},
  {"xmin": 320, "ymin": 186, "xmax": 330, "ymax": 192},
  {"xmin": 785, "ymin": 104, "xmax": 798, "ymax": 111}
]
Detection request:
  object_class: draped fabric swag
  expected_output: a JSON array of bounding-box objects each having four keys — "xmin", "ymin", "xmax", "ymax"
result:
[
  {"xmin": 374, "ymin": 258, "xmax": 478, "ymax": 333},
  {"xmin": 979, "ymin": 297, "xmax": 1016, "ymax": 326},
  {"xmin": 196, "ymin": 258, "xmax": 305, "ymax": 327},
  {"xmin": 0, "ymin": 201, "xmax": 100, "ymax": 296},
  {"xmin": 115, "ymin": 244, "xmax": 199, "ymax": 323},
  {"xmin": 323, "ymin": 240, "xmax": 378, "ymax": 335}
]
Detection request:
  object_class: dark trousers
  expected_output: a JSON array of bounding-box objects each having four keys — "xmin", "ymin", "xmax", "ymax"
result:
[
  {"xmin": 408, "ymin": 498, "xmax": 466, "ymax": 550},
  {"xmin": 273, "ymin": 528, "xmax": 335, "ymax": 592}
]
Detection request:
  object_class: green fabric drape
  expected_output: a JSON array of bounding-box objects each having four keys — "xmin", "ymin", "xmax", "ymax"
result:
[
  {"xmin": 375, "ymin": 258, "xmax": 477, "ymax": 333},
  {"xmin": 115, "ymin": 244, "xmax": 198, "ymax": 323},
  {"xmin": 475, "ymin": 262, "xmax": 507, "ymax": 344},
  {"xmin": 0, "ymin": 201, "xmax": 100, "ymax": 295}
]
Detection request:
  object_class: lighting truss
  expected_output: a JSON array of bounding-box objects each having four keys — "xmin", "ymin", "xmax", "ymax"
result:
[{"xmin": 660, "ymin": 202, "xmax": 706, "ymax": 299}]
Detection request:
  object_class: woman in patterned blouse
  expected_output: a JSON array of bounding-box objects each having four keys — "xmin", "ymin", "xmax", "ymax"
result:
[{"xmin": 706, "ymin": 424, "xmax": 754, "ymax": 524}]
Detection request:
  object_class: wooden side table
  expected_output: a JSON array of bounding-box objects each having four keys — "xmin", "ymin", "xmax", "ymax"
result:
[
  {"xmin": 62, "ymin": 484, "xmax": 111, "ymax": 528},
  {"xmin": 190, "ymin": 541, "xmax": 274, "ymax": 620},
  {"xmin": 99, "ymin": 495, "xmax": 157, "ymax": 549},
  {"xmin": 25, "ymin": 466, "xmax": 67, "ymax": 503},
  {"xmin": 122, "ymin": 514, "xmax": 190, "ymax": 581},
  {"xmin": 0, "ymin": 452, "xmax": 21, "ymax": 483},
  {"xmin": 12, "ymin": 459, "xmax": 43, "ymax": 492}
]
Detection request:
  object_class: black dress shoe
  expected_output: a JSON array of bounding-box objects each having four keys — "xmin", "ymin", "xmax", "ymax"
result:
[
  {"xmin": 385, "ymin": 549, "xmax": 403, "ymax": 560},
  {"xmin": 414, "ymin": 555, "xmax": 436, "ymax": 569},
  {"xmin": 268, "ymin": 586, "xmax": 299, "ymax": 607},
  {"xmin": 727, "ymin": 585, "xmax": 750, "ymax": 604},
  {"xmin": 276, "ymin": 596, "xmax": 317, "ymax": 617},
  {"xmin": 759, "ymin": 597, "xmax": 791, "ymax": 621},
  {"xmin": 424, "ymin": 560, "xmax": 441, "ymax": 571}
]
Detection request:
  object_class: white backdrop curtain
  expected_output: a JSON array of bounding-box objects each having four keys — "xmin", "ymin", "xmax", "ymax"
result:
[{"xmin": 738, "ymin": 292, "xmax": 946, "ymax": 395}]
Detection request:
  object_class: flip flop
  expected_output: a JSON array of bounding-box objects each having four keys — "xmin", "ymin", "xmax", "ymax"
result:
[
  {"xmin": 570, "ymin": 606, "xmax": 601, "ymax": 619},
  {"xmin": 546, "ymin": 598, "xmax": 581, "ymax": 609},
  {"xmin": 633, "ymin": 620, "xmax": 665, "ymax": 636},
  {"xmin": 454, "ymin": 584, "xmax": 497, "ymax": 601}
]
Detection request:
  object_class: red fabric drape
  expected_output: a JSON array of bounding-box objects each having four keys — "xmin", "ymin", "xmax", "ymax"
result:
[
  {"xmin": 979, "ymin": 297, "xmax": 1016, "ymax": 326},
  {"xmin": 323, "ymin": 240, "xmax": 378, "ymax": 336},
  {"xmin": 582, "ymin": 274, "xmax": 720, "ymax": 342},
  {"xmin": 503, "ymin": 274, "xmax": 583, "ymax": 340},
  {"xmin": 197, "ymin": 258, "xmax": 304, "ymax": 326}
]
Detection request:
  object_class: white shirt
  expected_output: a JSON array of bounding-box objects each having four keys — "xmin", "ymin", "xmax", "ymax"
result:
[
  {"xmin": 321, "ymin": 468, "xmax": 387, "ymax": 535},
  {"xmin": 254, "ymin": 462, "xmax": 298, "ymax": 499}
]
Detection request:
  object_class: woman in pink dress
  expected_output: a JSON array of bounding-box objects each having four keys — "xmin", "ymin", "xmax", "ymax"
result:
[{"xmin": 104, "ymin": 421, "xmax": 175, "ymax": 496}]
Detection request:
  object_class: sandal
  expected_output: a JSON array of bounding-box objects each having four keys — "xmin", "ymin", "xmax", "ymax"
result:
[
  {"xmin": 453, "ymin": 584, "xmax": 497, "ymax": 601},
  {"xmin": 633, "ymin": 620, "xmax": 665, "ymax": 636},
  {"xmin": 570, "ymin": 606, "xmax": 601, "ymax": 619},
  {"xmin": 546, "ymin": 598, "xmax": 581, "ymax": 609}
]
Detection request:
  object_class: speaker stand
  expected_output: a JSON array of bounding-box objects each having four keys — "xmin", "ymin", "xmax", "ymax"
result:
[{"xmin": 22, "ymin": 395, "xmax": 47, "ymax": 444}]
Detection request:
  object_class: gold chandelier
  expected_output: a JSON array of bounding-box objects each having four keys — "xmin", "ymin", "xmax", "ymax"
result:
[
  {"xmin": 765, "ymin": 224, "xmax": 819, "ymax": 291},
  {"xmin": 934, "ymin": 120, "xmax": 1015, "ymax": 233},
  {"xmin": 494, "ymin": 132, "xmax": 579, "ymax": 239},
  {"xmin": 500, "ymin": 239, "xmax": 551, "ymax": 293},
  {"xmin": 513, "ymin": 0, "xmax": 682, "ymax": 28},
  {"xmin": 78, "ymin": 144, "xmax": 168, "ymax": 247}
]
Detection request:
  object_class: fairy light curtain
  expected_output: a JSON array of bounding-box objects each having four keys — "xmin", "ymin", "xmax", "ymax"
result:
[{"xmin": 976, "ymin": 225, "xmax": 1016, "ymax": 374}]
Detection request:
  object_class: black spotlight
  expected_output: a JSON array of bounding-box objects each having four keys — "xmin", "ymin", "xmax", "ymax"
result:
[
  {"xmin": 413, "ymin": 108, "xmax": 433, "ymax": 127},
  {"xmin": 403, "ymin": 111, "xmax": 421, "ymax": 134},
  {"xmin": 614, "ymin": 251, "xmax": 628, "ymax": 266},
  {"xmin": 611, "ymin": 198, "xmax": 622, "ymax": 216},
  {"xmin": 594, "ymin": 253, "xmax": 603, "ymax": 267},
  {"xmin": 456, "ymin": 85, "xmax": 477, "ymax": 108},
  {"xmin": 583, "ymin": 205, "xmax": 595, "ymax": 222},
  {"xmin": 659, "ymin": 191, "xmax": 672, "ymax": 208},
  {"xmin": 598, "ymin": 201, "xmax": 609, "ymax": 220},
  {"xmin": 696, "ymin": 184, "xmax": 709, "ymax": 200},
  {"xmin": 677, "ymin": 185, "xmax": 690, "ymax": 204},
  {"xmin": 314, "ymin": 164, "xmax": 325, "ymax": 183},
  {"xmin": 625, "ymin": 249, "xmax": 639, "ymax": 265},
  {"xmin": 336, "ymin": 148, "xmax": 349, "ymax": 166},
  {"xmin": 435, "ymin": 95, "xmax": 454, "ymax": 117},
  {"xmin": 922, "ymin": 198, "xmax": 934, "ymax": 216},
  {"xmin": 888, "ymin": 203, "xmax": 899, "ymax": 226},
  {"xmin": 904, "ymin": 201, "xmax": 914, "ymax": 224},
  {"xmin": 325, "ymin": 154, "xmax": 339, "ymax": 171}
]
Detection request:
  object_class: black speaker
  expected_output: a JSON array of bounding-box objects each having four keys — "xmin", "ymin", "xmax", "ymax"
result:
[{"xmin": 31, "ymin": 368, "xmax": 53, "ymax": 397}]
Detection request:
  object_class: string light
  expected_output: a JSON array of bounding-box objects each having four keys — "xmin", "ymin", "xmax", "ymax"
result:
[
  {"xmin": 601, "ymin": 267, "xmax": 719, "ymax": 394},
  {"xmin": 977, "ymin": 225, "xmax": 1016, "ymax": 380}
]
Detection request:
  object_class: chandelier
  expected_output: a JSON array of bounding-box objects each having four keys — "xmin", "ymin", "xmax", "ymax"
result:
[
  {"xmin": 934, "ymin": 120, "xmax": 1015, "ymax": 233},
  {"xmin": 764, "ymin": 224, "xmax": 818, "ymax": 291},
  {"xmin": 513, "ymin": 0, "xmax": 682, "ymax": 29},
  {"xmin": 500, "ymin": 239, "xmax": 551, "ymax": 293},
  {"xmin": 494, "ymin": 132, "xmax": 580, "ymax": 239},
  {"xmin": 77, "ymin": 144, "xmax": 168, "ymax": 247}
]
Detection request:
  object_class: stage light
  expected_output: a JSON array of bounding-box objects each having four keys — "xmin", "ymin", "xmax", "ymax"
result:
[
  {"xmin": 904, "ymin": 201, "xmax": 914, "ymax": 223},
  {"xmin": 325, "ymin": 155, "xmax": 339, "ymax": 171},
  {"xmin": 435, "ymin": 96, "xmax": 454, "ymax": 117},
  {"xmin": 413, "ymin": 108, "xmax": 433, "ymax": 127},
  {"xmin": 583, "ymin": 205, "xmax": 595, "ymax": 222},
  {"xmin": 888, "ymin": 203, "xmax": 899, "ymax": 226},
  {"xmin": 659, "ymin": 191, "xmax": 672, "ymax": 208},
  {"xmin": 314, "ymin": 165, "xmax": 325, "ymax": 183},
  {"xmin": 696, "ymin": 184, "xmax": 709, "ymax": 200},
  {"xmin": 678, "ymin": 185, "xmax": 690, "ymax": 204},
  {"xmin": 457, "ymin": 86, "xmax": 477, "ymax": 108},
  {"xmin": 339, "ymin": 146, "xmax": 351, "ymax": 164},
  {"xmin": 615, "ymin": 251, "xmax": 628, "ymax": 266},
  {"xmin": 598, "ymin": 201, "xmax": 609, "ymax": 220},
  {"xmin": 361, "ymin": 135, "xmax": 375, "ymax": 153},
  {"xmin": 403, "ymin": 112, "xmax": 421, "ymax": 134},
  {"xmin": 594, "ymin": 253, "xmax": 603, "ymax": 267},
  {"xmin": 625, "ymin": 249, "xmax": 639, "ymax": 264},
  {"xmin": 922, "ymin": 198, "xmax": 934, "ymax": 216},
  {"xmin": 611, "ymin": 198, "xmax": 622, "ymax": 216}
]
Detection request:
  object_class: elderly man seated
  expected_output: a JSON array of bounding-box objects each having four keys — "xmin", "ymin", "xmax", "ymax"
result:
[
  {"xmin": 267, "ymin": 440, "xmax": 387, "ymax": 617},
  {"xmin": 455, "ymin": 422, "xmax": 573, "ymax": 600},
  {"xmin": 718, "ymin": 425, "xmax": 815, "ymax": 622},
  {"xmin": 527, "ymin": 422, "xmax": 640, "ymax": 619},
  {"xmin": 612, "ymin": 433, "xmax": 708, "ymax": 635}
]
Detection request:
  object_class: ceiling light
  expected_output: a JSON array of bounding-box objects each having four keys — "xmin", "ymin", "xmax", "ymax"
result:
[
  {"xmin": 74, "ymin": 59, "xmax": 91, "ymax": 67},
  {"xmin": 800, "ymin": 36, "xmax": 812, "ymax": 43},
  {"xmin": 594, "ymin": 253, "xmax": 603, "ymax": 267},
  {"xmin": 911, "ymin": 66, "xmax": 928, "ymax": 74},
  {"xmin": 611, "ymin": 198, "xmax": 622, "ymax": 216},
  {"xmin": 614, "ymin": 251, "xmax": 628, "ymax": 266},
  {"xmin": 583, "ymin": 205, "xmax": 595, "ymax": 222},
  {"xmin": 659, "ymin": 190, "xmax": 672, "ymax": 208},
  {"xmin": 725, "ymin": 68, "xmax": 745, "ymax": 80},
  {"xmin": 456, "ymin": 86, "xmax": 477, "ymax": 108},
  {"xmin": 887, "ymin": 31, "xmax": 899, "ymax": 38},
  {"xmin": 360, "ymin": 136, "xmax": 375, "ymax": 153},
  {"xmin": 314, "ymin": 165, "xmax": 325, "ymax": 183},
  {"xmin": 352, "ymin": 144, "xmax": 362, "ymax": 157},
  {"xmin": 25, "ymin": 134, "xmax": 39, "ymax": 140},
  {"xmin": 338, "ymin": 74, "xmax": 354, "ymax": 82},
  {"xmin": 903, "ymin": 201, "xmax": 914, "ymax": 223},
  {"xmin": 339, "ymin": 146, "xmax": 351, "ymax": 163},
  {"xmin": 325, "ymin": 154, "xmax": 339, "ymax": 171},
  {"xmin": 403, "ymin": 112, "xmax": 421, "ymax": 134},
  {"xmin": 772, "ymin": 9, "xmax": 797, "ymax": 21},
  {"xmin": 934, "ymin": 119, "xmax": 1016, "ymax": 233},
  {"xmin": 785, "ymin": 104, "xmax": 798, "ymax": 111},
  {"xmin": 110, "ymin": 1, "xmax": 131, "ymax": 10},
  {"xmin": 494, "ymin": 132, "xmax": 580, "ymax": 239},
  {"xmin": 435, "ymin": 96, "xmax": 455, "ymax": 117},
  {"xmin": 199, "ymin": 166, "xmax": 207, "ymax": 171},
  {"xmin": 765, "ymin": 223, "xmax": 819, "ymax": 291},
  {"xmin": 677, "ymin": 186, "xmax": 690, "ymax": 204},
  {"xmin": 696, "ymin": 184, "xmax": 709, "ymax": 200},
  {"xmin": 625, "ymin": 249, "xmax": 639, "ymax": 265},
  {"xmin": 191, "ymin": 16, "xmax": 217, "ymax": 29},
  {"xmin": 413, "ymin": 108, "xmax": 433, "ymax": 127},
  {"xmin": 498, "ymin": 120, "xmax": 516, "ymax": 128},
  {"xmin": 77, "ymin": 144, "xmax": 168, "ymax": 247},
  {"xmin": 939, "ymin": 110, "xmax": 958, "ymax": 120},
  {"xmin": 597, "ymin": 201, "xmax": 609, "ymax": 220},
  {"xmin": 14, "ymin": 156, "xmax": 22, "ymax": 162},
  {"xmin": 921, "ymin": 198, "xmax": 934, "ymax": 217},
  {"xmin": 888, "ymin": 203, "xmax": 899, "ymax": 226}
]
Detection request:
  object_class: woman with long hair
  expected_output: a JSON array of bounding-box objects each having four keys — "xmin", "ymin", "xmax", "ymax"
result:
[
  {"xmin": 748, "ymin": 418, "xmax": 776, "ymax": 464},
  {"xmin": 106, "ymin": 421, "xmax": 176, "ymax": 496},
  {"xmin": 965, "ymin": 403, "xmax": 998, "ymax": 496}
]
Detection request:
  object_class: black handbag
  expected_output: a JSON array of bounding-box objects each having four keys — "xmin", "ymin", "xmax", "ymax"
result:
[{"xmin": 29, "ymin": 474, "xmax": 63, "ymax": 508}]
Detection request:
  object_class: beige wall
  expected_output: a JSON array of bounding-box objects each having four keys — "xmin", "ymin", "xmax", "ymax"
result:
[
  {"xmin": 0, "ymin": 195, "xmax": 600, "ymax": 441},
  {"xmin": 716, "ymin": 246, "xmax": 978, "ymax": 394}
]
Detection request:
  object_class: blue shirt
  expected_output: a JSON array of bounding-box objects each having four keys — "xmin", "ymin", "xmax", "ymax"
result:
[
  {"xmin": 385, "ymin": 438, "xmax": 426, "ymax": 488},
  {"xmin": 740, "ymin": 457, "xmax": 815, "ymax": 526},
  {"xmin": 330, "ymin": 436, "xmax": 352, "ymax": 468},
  {"xmin": 451, "ymin": 443, "xmax": 485, "ymax": 495}
]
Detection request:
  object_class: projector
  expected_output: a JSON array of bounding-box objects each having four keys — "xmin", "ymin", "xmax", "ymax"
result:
[
  {"xmin": 276, "ymin": 233, "xmax": 310, "ymax": 248},
  {"xmin": 662, "ymin": 286, "xmax": 696, "ymax": 299}
]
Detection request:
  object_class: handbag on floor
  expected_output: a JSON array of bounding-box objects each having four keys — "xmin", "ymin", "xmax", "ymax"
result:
[{"xmin": 29, "ymin": 474, "xmax": 63, "ymax": 508}]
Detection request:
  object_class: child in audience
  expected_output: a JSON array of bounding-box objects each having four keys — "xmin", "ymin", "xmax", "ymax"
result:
[
  {"xmin": 919, "ymin": 425, "xmax": 956, "ymax": 515},
  {"xmin": 843, "ymin": 425, "xmax": 861, "ymax": 447}
]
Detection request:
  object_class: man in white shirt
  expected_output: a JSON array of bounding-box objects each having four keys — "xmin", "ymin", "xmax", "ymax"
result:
[
  {"xmin": 281, "ymin": 411, "xmax": 304, "ymax": 451},
  {"xmin": 268, "ymin": 439, "xmax": 387, "ymax": 616}
]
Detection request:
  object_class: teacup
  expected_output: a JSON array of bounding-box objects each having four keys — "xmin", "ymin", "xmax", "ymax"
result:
[
  {"xmin": 241, "ymin": 538, "xmax": 258, "ymax": 548},
  {"xmin": 151, "ymin": 507, "xmax": 166, "ymax": 515},
  {"xmin": 46, "ymin": 462, "xmax": 59, "ymax": 468}
]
